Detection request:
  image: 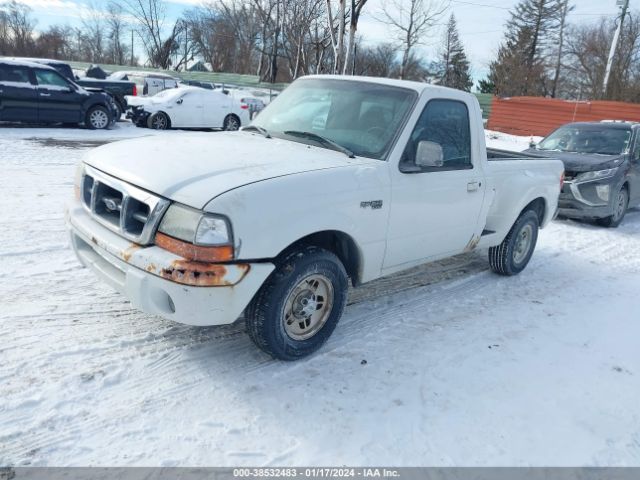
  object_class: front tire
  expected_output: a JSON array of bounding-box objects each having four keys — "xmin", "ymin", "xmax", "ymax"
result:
[
  {"xmin": 148, "ymin": 112, "xmax": 170, "ymax": 130},
  {"xmin": 597, "ymin": 186, "xmax": 628, "ymax": 228},
  {"xmin": 245, "ymin": 246, "xmax": 348, "ymax": 361},
  {"xmin": 85, "ymin": 106, "xmax": 111, "ymax": 130},
  {"xmin": 489, "ymin": 210, "xmax": 539, "ymax": 276},
  {"xmin": 223, "ymin": 114, "xmax": 241, "ymax": 131}
]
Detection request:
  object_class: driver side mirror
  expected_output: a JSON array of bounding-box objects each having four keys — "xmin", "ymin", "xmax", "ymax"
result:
[{"xmin": 416, "ymin": 141, "xmax": 444, "ymax": 168}]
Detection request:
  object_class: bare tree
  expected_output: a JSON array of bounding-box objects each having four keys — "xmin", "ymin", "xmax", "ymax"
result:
[
  {"xmin": 343, "ymin": 0, "xmax": 368, "ymax": 74},
  {"xmin": 563, "ymin": 13, "xmax": 640, "ymax": 102},
  {"xmin": 354, "ymin": 42, "xmax": 399, "ymax": 77},
  {"xmin": 325, "ymin": 0, "xmax": 370, "ymax": 74},
  {"xmin": 120, "ymin": 0, "xmax": 182, "ymax": 69},
  {"xmin": 550, "ymin": 0, "xmax": 574, "ymax": 97},
  {"xmin": 377, "ymin": 0, "xmax": 448, "ymax": 79},
  {"xmin": 0, "ymin": 0, "xmax": 35, "ymax": 55},
  {"xmin": 106, "ymin": 2, "xmax": 130, "ymax": 65},
  {"xmin": 0, "ymin": 7, "xmax": 10, "ymax": 55},
  {"xmin": 80, "ymin": 1, "xmax": 107, "ymax": 62}
]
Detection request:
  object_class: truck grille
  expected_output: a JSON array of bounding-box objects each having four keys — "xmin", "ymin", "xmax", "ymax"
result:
[{"xmin": 81, "ymin": 165, "xmax": 170, "ymax": 245}]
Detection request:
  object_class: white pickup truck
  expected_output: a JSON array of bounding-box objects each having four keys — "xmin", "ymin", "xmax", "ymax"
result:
[{"xmin": 67, "ymin": 76, "xmax": 564, "ymax": 360}]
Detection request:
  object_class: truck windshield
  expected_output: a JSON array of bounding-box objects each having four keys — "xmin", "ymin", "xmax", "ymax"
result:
[
  {"xmin": 537, "ymin": 125, "xmax": 631, "ymax": 155},
  {"xmin": 251, "ymin": 78, "xmax": 417, "ymax": 160}
]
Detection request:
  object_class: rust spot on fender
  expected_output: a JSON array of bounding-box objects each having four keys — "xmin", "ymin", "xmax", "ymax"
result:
[
  {"xmin": 160, "ymin": 261, "xmax": 250, "ymax": 287},
  {"xmin": 121, "ymin": 244, "xmax": 141, "ymax": 262}
]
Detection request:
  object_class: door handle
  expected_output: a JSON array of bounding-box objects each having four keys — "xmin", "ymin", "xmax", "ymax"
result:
[{"xmin": 467, "ymin": 181, "xmax": 481, "ymax": 192}]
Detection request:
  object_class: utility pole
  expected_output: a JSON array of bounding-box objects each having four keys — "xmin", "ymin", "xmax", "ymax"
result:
[
  {"xmin": 131, "ymin": 29, "xmax": 134, "ymax": 66},
  {"xmin": 602, "ymin": 0, "xmax": 630, "ymax": 97},
  {"xmin": 183, "ymin": 26, "xmax": 188, "ymax": 72}
]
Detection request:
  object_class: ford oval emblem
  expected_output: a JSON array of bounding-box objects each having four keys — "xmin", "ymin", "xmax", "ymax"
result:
[{"xmin": 103, "ymin": 198, "xmax": 118, "ymax": 211}]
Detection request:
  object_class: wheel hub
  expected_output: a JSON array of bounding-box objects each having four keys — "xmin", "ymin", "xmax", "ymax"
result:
[
  {"xmin": 513, "ymin": 224, "xmax": 533, "ymax": 264},
  {"xmin": 283, "ymin": 274, "xmax": 334, "ymax": 341}
]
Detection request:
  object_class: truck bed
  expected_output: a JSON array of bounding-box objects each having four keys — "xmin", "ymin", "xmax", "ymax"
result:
[{"xmin": 487, "ymin": 147, "xmax": 548, "ymax": 161}]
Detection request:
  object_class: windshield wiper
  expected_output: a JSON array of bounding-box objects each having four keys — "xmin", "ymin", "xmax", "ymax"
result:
[
  {"xmin": 242, "ymin": 125, "xmax": 271, "ymax": 138},
  {"xmin": 284, "ymin": 130, "xmax": 355, "ymax": 158}
]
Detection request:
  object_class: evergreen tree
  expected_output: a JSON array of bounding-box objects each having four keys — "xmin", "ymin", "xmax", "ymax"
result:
[
  {"xmin": 489, "ymin": 0, "xmax": 558, "ymax": 96},
  {"xmin": 477, "ymin": 77, "xmax": 495, "ymax": 94},
  {"xmin": 434, "ymin": 14, "xmax": 473, "ymax": 91}
]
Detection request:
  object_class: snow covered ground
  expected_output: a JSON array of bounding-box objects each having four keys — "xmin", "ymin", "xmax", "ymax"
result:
[{"xmin": 1, "ymin": 125, "xmax": 639, "ymax": 467}]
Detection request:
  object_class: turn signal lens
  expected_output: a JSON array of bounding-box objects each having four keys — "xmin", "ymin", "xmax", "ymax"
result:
[{"xmin": 155, "ymin": 232, "xmax": 234, "ymax": 262}]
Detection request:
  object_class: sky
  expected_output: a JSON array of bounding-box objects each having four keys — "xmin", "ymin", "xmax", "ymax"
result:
[{"xmin": 15, "ymin": 0, "xmax": 623, "ymax": 83}]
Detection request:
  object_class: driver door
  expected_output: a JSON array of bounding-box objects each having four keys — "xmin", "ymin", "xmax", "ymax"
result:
[
  {"xmin": 168, "ymin": 91, "xmax": 202, "ymax": 127},
  {"xmin": 383, "ymin": 97, "xmax": 487, "ymax": 272},
  {"xmin": 34, "ymin": 69, "xmax": 83, "ymax": 123}
]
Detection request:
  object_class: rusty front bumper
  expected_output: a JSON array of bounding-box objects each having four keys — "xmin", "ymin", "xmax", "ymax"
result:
[{"xmin": 66, "ymin": 201, "xmax": 274, "ymax": 326}]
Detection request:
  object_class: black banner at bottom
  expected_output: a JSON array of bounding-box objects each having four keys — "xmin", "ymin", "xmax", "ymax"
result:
[{"xmin": 2, "ymin": 468, "xmax": 640, "ymax": 480}]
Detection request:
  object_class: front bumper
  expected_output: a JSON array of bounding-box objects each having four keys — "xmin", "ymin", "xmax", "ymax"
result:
[
  {"xmin": 66, "ymin": 200, "xmax": 274, "ymax": 326},
  {"xmin": 557, "ymin": 179, "xmax": 616, "ymax": 219}
]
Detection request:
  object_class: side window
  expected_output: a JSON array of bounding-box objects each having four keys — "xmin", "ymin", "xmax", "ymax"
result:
[
  {"xmin": 0, "ymin": 65, "xmax": 31, "ymax": 85},
  {"xmin": 400, "ymin": 99, "xmax": 472, "ymax": 172},
  {"xmin": 35, "ymin": 70, "xmax": 70, "ymax": 89}
]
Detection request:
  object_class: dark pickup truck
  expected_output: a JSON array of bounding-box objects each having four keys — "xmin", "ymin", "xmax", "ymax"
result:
[
  {"xmin": 0, "ymin": 59, "xmax": 117, "ymax": 129},
  {"xmin": 12, "ymin": 58, "xmax": 136, "ymax": 119},
  {"xmin": 525, "ymin": 121, "xmax": 640, "ymax": 227}
]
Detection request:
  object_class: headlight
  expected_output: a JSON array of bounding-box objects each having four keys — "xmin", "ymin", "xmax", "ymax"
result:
[
  {"xmin": 74, "ymin": 162, "xmax": 85, "ymax": 199},
  {"xmin": 575, "ymin": 168, "xmax": 618, "ymax": 183},
  {"xmin": 158, "ymin": 204, "xmax": 232, "ymax": 246}
]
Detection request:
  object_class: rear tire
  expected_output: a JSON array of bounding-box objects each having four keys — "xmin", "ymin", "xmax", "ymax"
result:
[
  {"xmin": 114, "ymin": 102, "xmax": 123, "ymax": 122},
  {"xmin": 597, "ymin": 186, "xmax": 628, "ymax": 228},
  {"xmin": 489, "ymin": 210, "xmax": 539, "ymax": 276},
  {"xmin": 148, "ymin": 112, "xmax": 170, "ymax": 130},
  {"xmin": 223, "ymin": 114, "xmax": 241, "ymax": 131},
  {"xmin": 245, "ymin": 246, "xmax": 348, "ymax": 361},
  {"xmin": 85, "ymin": 106, "xmax": 111, "ymax": 130}
]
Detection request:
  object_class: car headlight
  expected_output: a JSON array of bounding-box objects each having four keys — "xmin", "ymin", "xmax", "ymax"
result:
[
  {"xmin": 158, "ymin": 204, "xmax": 231, "ymax": 245},
  {"xmin": 156, "ymin": 204, "xmax": 234, "ymax": 262},
  {"xmin": 575, "ymin": 168, "xmax": 618, "ymax": 183}
]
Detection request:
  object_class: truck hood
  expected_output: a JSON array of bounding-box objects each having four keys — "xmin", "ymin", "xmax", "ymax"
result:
[
  {"xmin": 83, "ymin": 132, "xmax": 371, "ymax": 208},
  {"xmin": 523, "ymin": 148, "xmax": 626, "ymax": 172}
]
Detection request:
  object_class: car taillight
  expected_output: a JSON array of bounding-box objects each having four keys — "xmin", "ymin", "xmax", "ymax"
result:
[
  {"xmin": 132, "ymin": 84, "xmax": 138, "ymax": 96},
  {"xmin": 240, "ymin": 104, "xmax": 249, "ymax": 110},
  {"xmin": 560, "ymin": 171, "xmax": 565, "ymax": 190}
]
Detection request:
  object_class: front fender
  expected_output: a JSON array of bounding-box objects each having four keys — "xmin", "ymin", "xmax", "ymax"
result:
[{"xmin": 205, "ymin": 163, "xmax": 391, "ymax": 283}]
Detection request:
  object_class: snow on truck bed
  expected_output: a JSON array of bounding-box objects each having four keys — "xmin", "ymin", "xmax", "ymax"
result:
[{"xmin": 0, "ymin": 126, "xmax": 639, "ymax": 466}]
